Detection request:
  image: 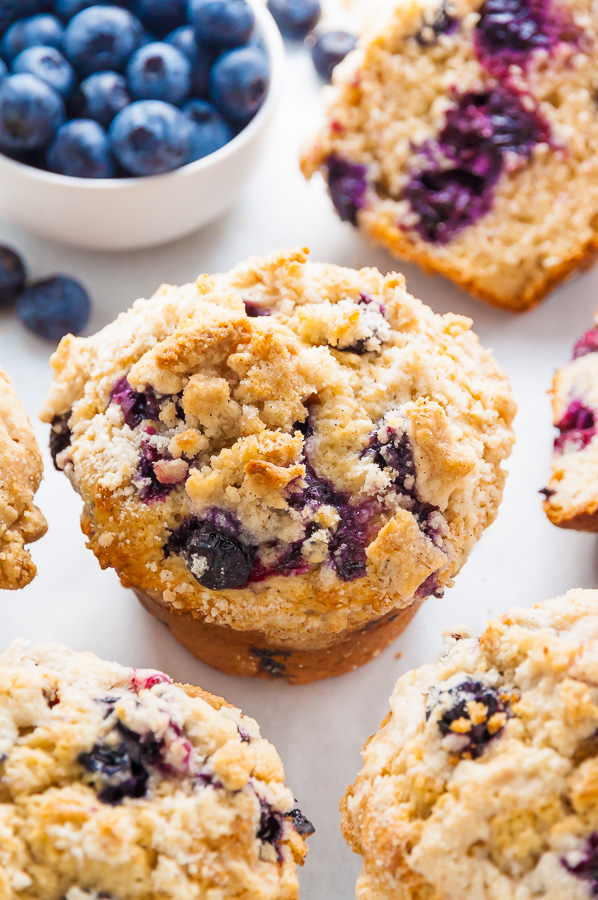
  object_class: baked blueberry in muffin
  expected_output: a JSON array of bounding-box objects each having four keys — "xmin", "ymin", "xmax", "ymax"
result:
[
  {"xmin": 543, "ymin": 312, "xmax": 598, "ymax": 530},
  {"xmin": 301, "ymin": 0, "xmax": 598, "ymax": 311},
  {"xmin": 342, "ymin": 590, "xmax": 598, "ymax": 900},
  {"xmin": 0, "ymin": 641, "xmax": 311, "ymax": 899},
  {"xmin": 41, "ymin": 248, "xmax": 515, "ymax": 682}
]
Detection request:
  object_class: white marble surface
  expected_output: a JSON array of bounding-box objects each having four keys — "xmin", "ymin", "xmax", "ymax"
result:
[{"xmin": 0, "ymin": 37, "xmax": 597, "ymax": 900}]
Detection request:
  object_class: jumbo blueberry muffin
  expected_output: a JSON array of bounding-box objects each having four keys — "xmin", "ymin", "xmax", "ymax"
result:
[
  {"xmin": 342, "ymin": 590, "xmax": 598, "ymax": 900},
  {"xmin": 41, "ymin": 248, "xmax": 515, "ymax": 683},
  {"xmin": 0, "ymin": 366, "xmax": 47, "ymax": 589},
  {"xmin": 0, "ymin": 641, "xmax": 311, "ymax": 899},
  {"xmin": 543, "ymin": 315, "xmax": 598, "ymax": 529},
  {"xmin": 301, "ymin": 0, "xmax": 598, "ymax": 311}
]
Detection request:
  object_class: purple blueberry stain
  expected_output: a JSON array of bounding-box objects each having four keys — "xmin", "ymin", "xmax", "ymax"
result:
[
  {"xmin": 554, "ymin": 399, "xmax": 596, "ymax": 452},
  {"xmin": 78, "ymin": 720, "xmax": 163, "ymax": 804},
  {"xmin": 427, "ymin": 679, "xmax": 510, "ymax": 759},
  {"xmin": 325, "ymin": 153, "xmax": 367, "ymax": 225},
  {"xmin": 49, "ymin": 410, "xmax": 72, "ymax": 470},
  {"xmin": 110, "ymin": 375, "xmax": 161, "ymax": 429},
  {"xmin": 574, "ymin": 328, "xmax": 598, "ymax": 360},
  {"xmin": 244, "ymin": 299, "xmax": 271, "ymax": 317},
  {"xmin": 563, "ymin": 833, "xmax": 598, "ymax": 895},
  {"xmin": 474, "ymin": 0, "xmax": 579, "ymax": 75},
  {"xmin": 165, "ymin": 511, "xmax": 257, "ymax": 590},
  {"xmin": 414, "ymin": 2, "xmax": 458, "ymax": 45},
  {"xmin": 403, "ymin": 87, "xmax": 550, "ymax": 243}
]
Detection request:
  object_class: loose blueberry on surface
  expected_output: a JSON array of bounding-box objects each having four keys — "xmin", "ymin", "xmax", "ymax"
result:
[
  {"xmin": 0, "ymin": 73, "xmax": 64, "ymax": 151},
  {"xmin": 414, "ymin": 2, "xmax": 458, "ymax": 45},
  {"xmin": 210, "ymin": 45, "xmax": 269, "ymax": 124},
  {"xmin": 166, "ymin": 25, "xmax": 212, "ymax": 97},
  {"xmin": 189, "ymin": 0, "xmax": 255, "ymax": 49},
  {"xmin": 251, "ymin": 647, "xmax": 291, "ymax": 678},
  {"xmin": 311, "ymin": 30, "xmax": 356, "ymax": 82},
  {"xmin": 554, "ymin": 399, "xmax": 596, "ymax": 452},
  {"xmin": 562, "ymin": 833, "xmax": 598, "ymax": 895},
  {"xmin": 78, "ymin": 720, "xmax": 163, "ymax": 804},
  {"xmin": 49, "ymin": 411, "xmax": 72, "ymax": 469},
  {"xmin": 70, "ymin": 70, "xmax": 130, "ymax": 127},
  {"xmin": 127, "ymin": 41, "xmax": 192, "ymax": 106},
  {"xmin": 324, "ymin": 154, "xmax": 367, "ymax": 224},
  {"xmin": 1, "ymin": 14, "xmax": 64, "ymax": 63},
  {"xmin": 110, "ymin": 99, "xmax": 191, "ymax": 175},
  {"xmin": 429, "ymin": 679, "xmax": 509, "ymax": 758},
  {"xmin": 403, "ymin": 88, "xmax": 549, "ymax": 243},
  {"xmin": 134, "ymin": 0, "xmax": 187, "ymax": 37},
  {"xmin": 47, "ymin": 118, "xmax": 113, "ymax": 176},
  {"xmin": 267, "ymin": 0, "xmax": 321, "ymax": 40},
  {"xmin": 13, "ymin": 47, "xmax": 76, "ymax": 100},
  {"xmin": 184, "ymin": 98, "xmax": 233, "ymax": 161},
  {"xmin": 16, "ymin": 274, "xmax": 91, "ymax": 341},
  {"xmin": 285, "ymin": 808, "xmax": 316, "ymax": 836},
  {"xmin": 166, "ymin": 516, "xmax": 257, "ymax": 590},
  {"xmin": 574, "ymin": 329, "xmax": 598, "ymax": 360},
  {"xmin": 0, "ymin": 245, "xmax": 26, "ymax": 306},
  {"xmin": 110, "ymin": 376, "xmax": 160, "ymax": 429},
  {"xmin": 64, "ymin": 6, "xmax": 144, "ymax": 76}
]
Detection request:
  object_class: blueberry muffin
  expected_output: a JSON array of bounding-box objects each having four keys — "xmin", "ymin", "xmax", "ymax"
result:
[
  {"xmin": 0, "ymin": 366, "xmax": 47, "ymax": 589},
  {"xmin": 301, "ymin": 0, "xmax": 598, "ymax": 311},
  {"xmin": 543, "ymin": 316, "xmax": 598, "ymax": 529},
  {"xmin": 342, "ymin": 589, "xmax": 598, "ymax": 900},
  {"xmin": 41, "ymin": 249, "xmax": 515, "ymax": 683},
  {"xmin": 0, "ymin": 641, "xmax": 312, "ymax": 899}
]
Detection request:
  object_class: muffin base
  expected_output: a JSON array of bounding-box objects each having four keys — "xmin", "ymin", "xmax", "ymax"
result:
[{"xmin": 135, "ymin": 589, "xmax": 420, "ymax": 685}]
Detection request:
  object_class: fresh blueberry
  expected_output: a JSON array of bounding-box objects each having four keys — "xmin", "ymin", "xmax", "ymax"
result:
[
  {"xmin": 13, "ymin": 47, "xmax": 75, "ymax": 100},
  {"xmin": 134, "ymin": 0, "xmax": 187, "ymax": 37},
  {"xmin": 475, "ymin": 0, "xmax": 560, "ymax": 70},
  {"xmin": 267, "ymin": 0, "xmax": 320, "ymax": 39},
  {"xmin": 184, "ymin": 98, "xmax": 233, "ymax": 161},
  {"xmin": 47, "ymin": 119, "xmax": 113, "ymax": 177},
  {"xmin": 16, "ymin": 274, "xmax": 91, "ymax": 340},
  {"xmin": 0, "ymin": 245, "xmax": 26, "ymax": 306},
  {"xmin": 166, "ymin": 517, "xmax": 257, "ymax": 590},
  {"xmin": 209, "ymin": 46, "xmax": 269, "ymax": 124},
  {"xmin": 554, "ymin": 399, "xmax": 596, "ymax": 452},
  {"xmin": 166, "ymin": 25, "xmax": 212, "ymax": 96},
  {"xmin": 79, "ymin": 721, "xmax": 163, "ymax": 805},
  {"xmin": 1, "ymin": 14, "xmax": 64, "ymax": 63},
  {"xmin": 0, "ymin": 74, "xmax": 64, "ymax": 152},
  {"xmin": 64, "ymin": 7, "xmax": 144, "ymax": 76},
  {"xmin": 70, "ymin": 70, "xmax": 130, "ymax": 127},
  {"xmin": 127, "ymin": 42, "xmax": 191, "ymax": 105},
  {"xmin": 109, "ymin": 99, "xmax": 191, "ymax": 175},
  {"xmin": 250, "ymin": 647, "xmax": 291, "ymax": 677},
  {"xmin": 311, "ymin": 30, "xmax": 356, "ymax": 81},
  {"xmin": 188, "ymin": 0, "xmax": 255, "ymax": 49}
]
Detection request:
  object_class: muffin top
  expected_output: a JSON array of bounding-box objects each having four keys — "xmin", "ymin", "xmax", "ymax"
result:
[
  {"xmin": 0, "ymin": 366, "xmax": 47, "ymax": 589},
  {"xmin": 342, "ymin": 589, "xmax": 598, "ymax": 900},
  {"xmin": 0, "ymin": 641, "xmax": 310, "ymax": 900},
  {"xmin": 41, "ymin": 248, "xmax": 515, "ymax": 647}
]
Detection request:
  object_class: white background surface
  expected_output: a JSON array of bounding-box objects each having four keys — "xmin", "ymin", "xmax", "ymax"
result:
[{"xmin": 0, "ymin": 30, "xmax": 597, "ymax": 900}]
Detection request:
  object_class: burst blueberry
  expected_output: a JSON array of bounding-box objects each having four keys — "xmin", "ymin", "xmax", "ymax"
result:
[
  {"xmin": 110, "ymin": 99, "xmax": 191, "ymax": 175},
  {"xmin": 47, "ymin": 118, "xmax": 113, "ymax": 177},
  {"xmin": 188, "ymin": 0, "xmax": 255, "ymax": 49},
  {"xmin": 474, "ymin": 0, "xmax": 574, "ymax": 72},
  {"xmin": 311, "ymin": 31, "xmax": 356, "ymax": 81},
  {"xmin": 16, "ymin": 274, "xmax": 91, "ymax": 341},
  {"xmin": 0, "ymin": 73, "xmax": 64, "ymax": 152},
  {"xmin": 267, "ymin": 0, "xmax": 320, "ymax": 40},
  {"xmin": 184, "ymin": 98, "xmax": 233, "ymax": 161},
  {"xmin": 210, "ymin": 45, "xmax": 269, "ymax": 124},
  {"xmin": 78, "ymin": 721, "xmax": 163, "ymax": 805},
  {"xmin": 1, "ymin": 14, "xmax": 64, "ymax": 63},
  {"xmin": 325, "ymin": 154, "xmax": 367, "ymax": 224},
  {"xmin": 49, "ymin": 411, "xmax": 72, "ymax": 469},
  {"xmin": 562, "ymin": 832, "xmax": 598, "ymax": 895},
  {"xmin": 414, "ymin": 2, "xmax": 458, "ymax": 45},
  {"xmin": 429, "ymin": 679, "xmax": 509, "ymax": 758},
  {"xmin": 0, "ymin": 245, "xmax": 26, "ymax": 306},
  {"xmin": 64, "ymin": 6, "xmax": 144, "ymax": 76},
  {"xmin": 166, "ymin": 516, "xmax": 256, "ymax": 590},
  {"xmin": 110, "ymin": 376, "xmax": 160, "ymax": 429},
  {"xmin": 13, "ymin": 47, "xmax": 76, "ymax": 100}
]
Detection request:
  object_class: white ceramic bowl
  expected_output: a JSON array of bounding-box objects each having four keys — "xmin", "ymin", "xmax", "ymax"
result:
[{"xmin": 0, "ymin": 0, "xmax": 284, "ymax": 251}]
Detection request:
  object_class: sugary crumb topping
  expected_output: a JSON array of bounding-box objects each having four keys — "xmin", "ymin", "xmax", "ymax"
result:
[
  {"xmin": 342, "ymin": 590, "xmax": 598, "ymax": 900},
  {"xmin": 0, "ymin": 642, "xmax": 311, "ymax": 899},
  {"xmin": 41, "ymin": 248, "xmax": 514, "ymax": 648}
]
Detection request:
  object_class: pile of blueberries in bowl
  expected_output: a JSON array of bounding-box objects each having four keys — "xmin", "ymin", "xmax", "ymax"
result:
[{"xmin": 0, "ymin": 0, "xmax": 271, "ymax": 178}]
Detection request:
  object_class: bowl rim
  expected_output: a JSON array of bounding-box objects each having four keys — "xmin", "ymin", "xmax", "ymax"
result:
[{"xmin": 0, "ymin": 0, "xmax": 285, "ymax": 191}]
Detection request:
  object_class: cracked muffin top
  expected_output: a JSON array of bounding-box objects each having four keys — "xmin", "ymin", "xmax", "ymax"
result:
[
  {"xmin": 0, "ymin": 641, "xmax": 311, "ymax": 900},
  {"xmin": 0, "ymin": 367, "xmax": 47, "ymax": 589},
  {"xmin": 342, "ymin": 589, "xmax": 598, "ymax": 900},
  {"xmin": 41, "ymin": 248, "xmax": 515, "ymax": 648}
]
